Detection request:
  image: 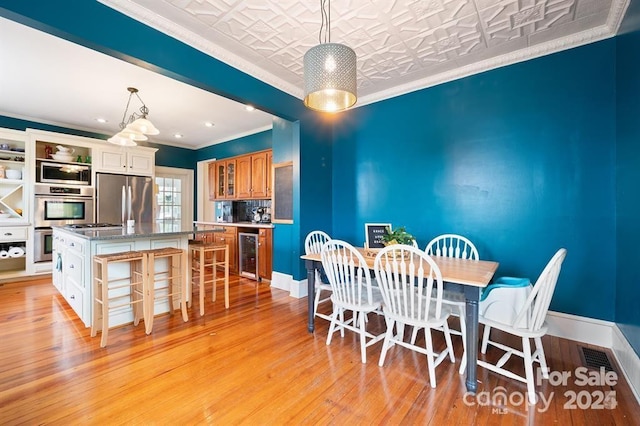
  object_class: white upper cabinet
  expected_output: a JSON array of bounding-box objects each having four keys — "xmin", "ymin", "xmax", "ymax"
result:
[{"xmin": 93, "ymin": 146, "xmax": 156, "ymax": 176}]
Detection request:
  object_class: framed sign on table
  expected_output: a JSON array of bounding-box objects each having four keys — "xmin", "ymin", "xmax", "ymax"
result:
[{"xmin": 364, "ymin": 223, "xmax": 391, "ymax": 249}]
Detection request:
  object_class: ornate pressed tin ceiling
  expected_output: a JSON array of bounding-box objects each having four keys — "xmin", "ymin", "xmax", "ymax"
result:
[{"xmin": 99, "ymin": 0, "xmax": 629, "ymax": 107}]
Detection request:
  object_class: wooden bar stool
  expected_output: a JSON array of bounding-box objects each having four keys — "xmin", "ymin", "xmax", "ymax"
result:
[
  {"xmin": 188, "ymin": 241, "xmax": 230, "ymax": 316},
  {"xmin": 90, "ymin": 250, "xmax": 146, "ymax": 348},
  {"xmin": 142, "ymin": 247, "xmax": 188, "ymax": 334}
]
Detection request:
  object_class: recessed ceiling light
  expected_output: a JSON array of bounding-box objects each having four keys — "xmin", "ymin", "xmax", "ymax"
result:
[
  {"xmin": 174, "ymin": 133, "xmax": 183, "ymax": 139},
  {"xmin": 205, "ymin": 122, "xmax": 214, "ymax": 127},
  {"xmin": 96, "ymin": 118, "xmax": 108, "ymax": 123},
  {"xmin": 245, "ymin": 105, "xmax": 255, "ymax": 112}
]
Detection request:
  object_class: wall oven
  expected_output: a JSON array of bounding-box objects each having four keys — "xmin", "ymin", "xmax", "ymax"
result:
[
  {"xmin": 34, "ymin": 228, "xmax": 53, "ymax": 263},
  {"xmin": 36, "ymin": 161, "xmax": 91, "ymax": 186},
  {"xmin": 34, "ymin": 184, "xmax": 94, "ymax": 228},
  {"xmin": 33, "ymin": 184, "xmax": 94, "ymax": 263}
]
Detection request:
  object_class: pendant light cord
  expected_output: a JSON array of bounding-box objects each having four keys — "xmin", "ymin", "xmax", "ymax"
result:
[{"xmin": 319, "ymin": 0, "xmax": 331, "ymax": 44}]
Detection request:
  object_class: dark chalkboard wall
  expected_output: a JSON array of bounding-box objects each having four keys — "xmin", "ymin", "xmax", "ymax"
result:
[{"xmin": 273, "ymin": 161, "xmax": 293, "ymax": 223}]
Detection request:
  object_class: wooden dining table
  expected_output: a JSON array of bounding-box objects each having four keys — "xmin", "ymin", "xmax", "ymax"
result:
[{"xmin": 301, "ymin": 248, "xmax": 499, "ymax": 394}]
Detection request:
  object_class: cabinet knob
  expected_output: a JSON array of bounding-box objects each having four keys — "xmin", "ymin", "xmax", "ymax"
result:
[
  {"xmin": 70, "ymin": 295, "xmax": 75, "ymax": 299},
  {"xmin": 70, "ymin": 242, "xmax": 75, "ymax": 247},
  {"xmin": 69, "ymin": 264, "xmax": 74, "ymax": 269},
  {"xmin": 4, "ymin": 232, "xmax": 12, "ymax": 236}
]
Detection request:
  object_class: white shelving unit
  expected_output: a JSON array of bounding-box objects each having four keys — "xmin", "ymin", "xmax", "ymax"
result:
[{"xmin": 0, "ymin": 128, "xmax": 29, "ymax": 281}]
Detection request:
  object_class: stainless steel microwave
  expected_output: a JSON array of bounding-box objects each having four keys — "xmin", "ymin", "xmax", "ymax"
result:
[{"xmin": 37, "ymin": 161, "xmax": 91, "ymax": 185}]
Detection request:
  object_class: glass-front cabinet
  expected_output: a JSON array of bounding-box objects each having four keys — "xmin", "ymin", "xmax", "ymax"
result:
[{"xmin": 211, "ymin": 159, "xmax": 236, "ymax": 200}]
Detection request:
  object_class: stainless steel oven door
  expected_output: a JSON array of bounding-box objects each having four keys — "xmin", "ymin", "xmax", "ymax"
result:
[
  {"xmin": 34, "ymin": 196, "xmax": 94, "ymax": 227},
  {"xmin": 34, "ymin": 228, "xmax": 53, "ymax": 263}
]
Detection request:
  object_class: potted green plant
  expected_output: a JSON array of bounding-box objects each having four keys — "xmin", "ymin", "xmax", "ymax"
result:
[{"xmin": 381, "ymin": 226, "xmax": 414, "ymax": 246}]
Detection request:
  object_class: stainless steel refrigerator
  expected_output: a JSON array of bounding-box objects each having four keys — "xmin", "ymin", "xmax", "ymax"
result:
[{"xmin": 96, "ymin": 173, "xmax": 154, "ymax": 224}]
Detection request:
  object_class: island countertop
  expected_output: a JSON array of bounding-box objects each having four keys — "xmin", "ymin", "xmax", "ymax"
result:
[{"xmin": 52, "ymin": 223, "xmax": 225, "ymax": 241}]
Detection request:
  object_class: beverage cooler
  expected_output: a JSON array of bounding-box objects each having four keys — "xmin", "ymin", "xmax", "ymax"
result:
[{"xmin": 239, "ymin": 232, "xmax": 258, "ymax": 279}]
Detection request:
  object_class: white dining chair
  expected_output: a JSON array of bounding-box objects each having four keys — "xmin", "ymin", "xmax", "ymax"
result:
[
  {"xmin": 478, "ymin": 248, "xmax": 567, "ymax": 404},
  {"xmin": 321, "ymin": 239, "xmax": 384, "ymax": 363},
  {"xmin": 423, "ymin": 233, "xmax": 479, "ymax": 374},
  {"xmin": 304, "ymin": 230, "xmax": 332, "ymax": 322},
  {"xmin": 374, "ymin": 244, "xmax": 455, "ymax": 388}
]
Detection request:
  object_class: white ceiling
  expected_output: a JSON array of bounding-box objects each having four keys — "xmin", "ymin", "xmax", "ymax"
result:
[
  {"xmin": 0, "ymin": 0, "xmax": 630, "ymax": 150},
  {"xmin": 0, "ymin": 16, "xmax": 274, "ymax": 149}
]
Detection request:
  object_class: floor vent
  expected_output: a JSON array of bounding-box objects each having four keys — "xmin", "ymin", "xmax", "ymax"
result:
[{"xmin": 579, "ymin": 346, "xmax": 615, "ymax": 372}]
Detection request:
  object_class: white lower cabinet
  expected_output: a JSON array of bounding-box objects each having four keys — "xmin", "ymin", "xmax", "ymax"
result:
[
  {"xmin": 52, "ymin": 229, "xmax": 189, "ymax": 328},
  {"xmin": 52, "ymin": 233, "xmax": 88, "ymax": 324},
  {"xmin": 0, "ymin": 226, "xmax": 28, "ymax": 281}
]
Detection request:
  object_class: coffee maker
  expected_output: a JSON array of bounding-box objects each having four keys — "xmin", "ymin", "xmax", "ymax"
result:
[{"xmin": 215, "ymin": 201, "xmax": 233, "ymax": 223}]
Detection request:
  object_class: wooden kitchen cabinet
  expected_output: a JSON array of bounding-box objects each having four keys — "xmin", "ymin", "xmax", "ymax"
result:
[
  {"xmin": 212, "ymin": 159, "xmax": 236, "ymax": 200},
  {"xmin": 258, "ymin": 227, "xmax": 272, "ymax": 281},
  {"xmin": 266, "ymin": 150, "xmax": 273, "ymax": 198},
  {"xmin": 235, "ymin": 150, "xmax": 270, "ymax": 199},
  {"xmin": 214, "ymin": 226, "xmax": 237, "ymax": 273},
  {"xmin": 236, "ymin": 155, "xmax": 252, "ymax": 199}
]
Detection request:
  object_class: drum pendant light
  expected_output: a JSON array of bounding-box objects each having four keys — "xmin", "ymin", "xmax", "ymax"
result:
[{"xmin": 303, "ymin": 0, "xmax": 357, "ymax": 113}]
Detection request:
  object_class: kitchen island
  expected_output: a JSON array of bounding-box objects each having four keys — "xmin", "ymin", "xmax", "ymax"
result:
[{"xmin": 52, "ymin": 224, "xmax": 223, "ymax": 328}]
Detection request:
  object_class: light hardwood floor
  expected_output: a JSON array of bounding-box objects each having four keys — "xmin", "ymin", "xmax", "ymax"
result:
[{"xmin": 1, "ymin": 275, "xmax": 639, "ymax": 425}]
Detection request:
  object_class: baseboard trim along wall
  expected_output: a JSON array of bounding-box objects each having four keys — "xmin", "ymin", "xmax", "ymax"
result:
[
  {"xmin": 612, "ymin": 324, "xmax": 640, "ymax": 404},
  {"xmin": 282, "ymin": 277, "xmax": 640, "ymax": 403}
]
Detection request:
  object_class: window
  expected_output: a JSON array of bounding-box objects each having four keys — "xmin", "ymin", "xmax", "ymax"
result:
[{"xmin": 155, "ymin": 167, "xmax": 193, "ymax": 232}]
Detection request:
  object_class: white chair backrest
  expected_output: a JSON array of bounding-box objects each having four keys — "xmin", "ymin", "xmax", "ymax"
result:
[
  {"xmin": 305, "ymin": 230, "xmax": 331, "ymax": 255},
  {"xmin": 321, "ymin": 239, "xmax": 374, "ymax": 308},
  {"xmin": 426, "ymin": 234, "xmax": 478, "ymax": 260},
  {"xmin": 513, "ymin": 248, "xmax": 567, "ymax": 331},
  {"xmin": 374, "ymin": 244, "xmax": 446, "ymax": 322}
]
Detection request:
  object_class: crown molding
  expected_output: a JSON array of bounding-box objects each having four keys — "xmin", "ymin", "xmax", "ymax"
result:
[
  {"xmin": 99, "ymin": 0, "xmax": 629, "ymax": 111},
  {"xmin": 356, "ymin": 23, "xmax": 619, "ymax": 108},
  {"xmin": 97, "ymin": 0, "xmax": 302, "ymax": 98}
]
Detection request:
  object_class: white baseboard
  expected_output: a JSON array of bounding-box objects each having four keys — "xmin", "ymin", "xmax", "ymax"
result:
[
  {"xmin": 546, "ymin": 310, "xmax": 614, "ymax": 347},
  {"xmin": 270, "ymin": 272, "xmax": 308, "ymax": 299},
  {"xmin": 612, "ymin": 325, "xmax": 640, "ymax": 404}
]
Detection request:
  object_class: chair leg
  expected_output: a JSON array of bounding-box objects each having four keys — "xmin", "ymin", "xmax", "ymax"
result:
[
  {"xmin": 534, "ymin": 336, "xmax": 549, "ymax": 378},
  {"xmin": 144, "ymin": 253, "xmax": 155, "ymax": 335},
  {"xmin": 359, "ymin": 311, "xmax": 367, "ymax": 364},
  {"xmin": 199, "ymin": 249, "xmax": 205, "ymax": 316},
  {"xmin": 180, "ymin": 250, "xmax": 188, "ymax": 322},
  {"xmin": 326, "ymin": 308, "xmax": 339, "ymax": 345},
  {"xmin": 378, "ymin": 319, "xmax": 395, "ymax": 367},
  {"xmin": 481, "ymin": 325, "xmax": 491, "ymax": 354},
  {"xmin": 99, "ymin": 260, "xmax": 109, "ymax": 347},
  {"xmin": 223, "ymin": 246, "xmax": 229, "ymax": 309},
  {"xmin": 424, "ymin": 328, "xmax": 437, "ymax": 388},
  {"xmin": 522, "ymin": 337, "xmax": 537, "ymax": 404},
  {"xmin": 441, "ymin": 320, "xmax": 455, "ymax": 363},
  {"xmin": 410, "ymin": 325, "xmax": 418, "ymax": 344}
]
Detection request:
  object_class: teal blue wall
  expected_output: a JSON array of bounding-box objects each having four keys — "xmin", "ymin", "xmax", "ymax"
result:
[
  {"xmin": 195, "ymin": 130, "xmax": 272, "ymax": 162},
  {"xmin": 5, "ymin": 0, "xmax": 640, "ymax": 350},
  {"xmin": 616, "ymin": 0, "xmax": 640, "ymax": 356},
  {"xmin": 333, "ymin": 40, "xmax": 617, "ymax": 322}
]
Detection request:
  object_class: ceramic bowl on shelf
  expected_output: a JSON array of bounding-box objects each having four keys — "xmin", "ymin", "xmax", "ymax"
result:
[
  {"xmin": 5, "ymin": 169, "xmax": 21, "ymax": 179},
  {"xmin": 52, "ymin": 153, "xmax": 75, "ymax": 162}
]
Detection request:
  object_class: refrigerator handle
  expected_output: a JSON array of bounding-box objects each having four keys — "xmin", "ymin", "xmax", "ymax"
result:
[
  {"xmin": 121, "ymin": 185, "xmax": 126, "ymax": 225},
  {"xmin": 128, "ymin": 185, "xmax": 133, "ymax": 221}
]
